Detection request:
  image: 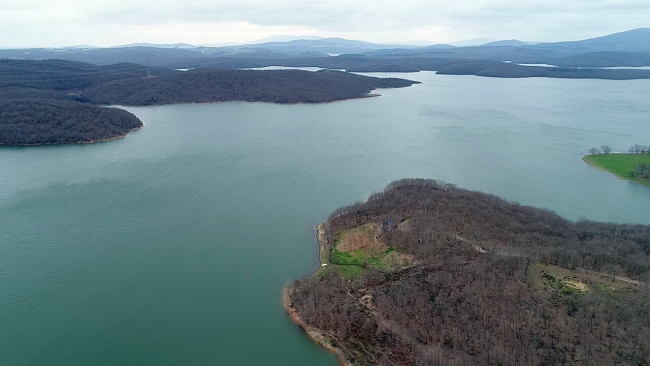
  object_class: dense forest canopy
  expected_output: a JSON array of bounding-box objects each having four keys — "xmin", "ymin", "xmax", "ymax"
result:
[
  {"xmin": 286, "ymin": 179, "xmax": 650, "ymax": 366},
  {"xmin": 0, "ymin": 59, "xmax": 416, "ymax": 106},
  {"xmin": 0, "ymin": 59, "xmax": 416, "ymax": 145},
  {"xmin": 79, "ymin": 68, "xmax": 417, "ymax": 106},
  {"xmin": 0, "ymin": 99, "xmax": 142, "ymax": 145}
]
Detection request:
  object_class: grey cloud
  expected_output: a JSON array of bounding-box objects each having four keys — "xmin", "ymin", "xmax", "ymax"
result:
[{"xmin": 1, "ymin": 0, "xmax": 649, "ymax": 47}]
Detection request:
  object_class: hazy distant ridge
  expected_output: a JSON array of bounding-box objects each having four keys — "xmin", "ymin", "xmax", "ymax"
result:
[{"xmin": 2, "ymin": 29, "xmax": 650, "ymax": 78}]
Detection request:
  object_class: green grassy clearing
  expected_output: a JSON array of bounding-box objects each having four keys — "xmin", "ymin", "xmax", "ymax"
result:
[
  {"xmin": 310, "ymin": 263, "xmax": 364, "ymax": 280},
  {"xmin": 335, "ymin": 264, "xmax": 365, "ymax": 278},
  {"xmin": 583, "ymin": 153, "xmax": 650, "ymax": 187},
  {"xmin": 331, "ymin": 247, "xmax": 395, "ymax": 270},
  {"xmin": 541, "ymin": 272, "xmax": 589, "ymax": 295},
  {"xmin": 331, "ymin": 224, "xmax": 413, "ymax": 275}
]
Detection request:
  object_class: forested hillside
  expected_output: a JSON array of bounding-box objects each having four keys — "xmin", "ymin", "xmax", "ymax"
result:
[
  {"xmin": 80, "ymin": 69, "xmax": 416, "ymax": 105},
  {"xmin": 286, "ymin": 179, "xmax": 650, "ymax": 366},
  {"xmin": 0, "ymin": 59, "xmax": 416, "ymax": 106},
  {"xmin": 0, "ymin": 59, "xmax": 416, "ymax": 145},
  {"xmin": 0, "ymin": 59, "xmax": 166, "ymax": 90},
  {"xmin": 0, "ymin": 99, "xmax": 142, "ymax": 145},
  {"xmin": 0, "ymin": 60, "xmax": 154, "ymax": 145}
]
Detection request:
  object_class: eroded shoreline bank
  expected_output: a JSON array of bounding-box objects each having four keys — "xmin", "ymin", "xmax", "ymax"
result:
[{"xmin": 282, "ymin": 224, "xmax": 352, "ymax": 366}]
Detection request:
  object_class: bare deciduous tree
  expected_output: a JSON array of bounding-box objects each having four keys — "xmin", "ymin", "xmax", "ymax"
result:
[
  {"xmin": 289, "ymin": 180, "xmax": 650, "ymax": 366},
  {"xmin": 601, "ymin": 145, "xmax": 612, "ymax": 156}
]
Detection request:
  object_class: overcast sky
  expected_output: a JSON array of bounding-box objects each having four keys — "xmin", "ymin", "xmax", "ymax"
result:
[{"xmin": 1, "ymin": 0, "xmax": 649, "ymax": 47}]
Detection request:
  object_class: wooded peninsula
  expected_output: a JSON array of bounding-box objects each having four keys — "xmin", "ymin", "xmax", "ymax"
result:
[
  {"xmin": 285, "ymin": 179, "xmax": 650, "ymax": 366},
  {"xmin": 0, "ymin": 59, "xmax": 417, "ymax": 145}
]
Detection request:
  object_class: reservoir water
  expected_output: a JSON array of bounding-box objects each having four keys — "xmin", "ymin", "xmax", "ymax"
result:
[{"xmin": 2, "ymin": 72, "xmax": 650, "ymax": 365}]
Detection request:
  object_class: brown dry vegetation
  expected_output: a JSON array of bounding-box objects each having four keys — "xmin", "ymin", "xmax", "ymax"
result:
[
  {"xmin": 336, "ymin": 224, "xmax": 385, "ymax": 253},
  {"xmin": 332, "ymin": 223, "xmax": 413, "ymax": 272},
  {"xmin": 287, "ymin": 179, "xmax": 650, "ymax": 366}
]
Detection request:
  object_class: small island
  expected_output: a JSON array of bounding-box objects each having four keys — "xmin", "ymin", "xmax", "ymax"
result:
[
  {"xmin": 285, "ymin": 179, "xmax": 650, "ymax": 366},
  {"xmin": 583, "ymin": 145, "xmax": 650, "ymax": 187}
]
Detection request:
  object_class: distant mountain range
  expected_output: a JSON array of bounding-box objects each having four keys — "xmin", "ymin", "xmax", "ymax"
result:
[
  {"xmin": 366, "ymin": 28, "xmax": 650, "ymax": 62},
  {"xmin": 248, "ymin": 35, "xmax": 325, "ymax": 43},
  {"xmin": 218, "ymin": 37, "xmax": 420, "ymax": 55},
  {"xmin": 481, "ymin": 40, "xmax": 531, "ymax": 47},
  {"xmin": 533, "ymin": 28, "xmax": 650, "ymax": 53},
  {"xmin": 112, "ymin": 43, "xmax": 197, "ymax": 49},
  {"xmin": 1, "ymin": 28, "xmax": 650, "ymax": 79},
  {"xmin": 450, "ymin": 38, "xmax": 492, "ymax": 46}
]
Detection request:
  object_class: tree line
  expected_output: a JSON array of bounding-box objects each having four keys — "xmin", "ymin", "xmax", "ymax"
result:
[{"xmin": 588, "ymin": 144, "xmax": 650, "ymax": 156}]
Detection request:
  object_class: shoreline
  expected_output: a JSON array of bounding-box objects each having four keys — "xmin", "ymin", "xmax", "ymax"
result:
[
  {"xmin": 0, "ymin": 126, "xmax": 142, "ymax": 147},
  {"xmin": 582, "ymin": 154, "xmax": 650, "ymax": 188},
  {"xmin": 282, "ymin": 223, "xmax": 352, "ymax": 366},
  {"xmin": 75, "ymin": 124, "xmax": 144, "ymax": 144},
  {"xmin": 107, "ymin": 93, "xmax": 381, "ymax": 108},
  {"xmin": 79, "ymin": 125, "xmax": 143, "ymax": 144},
  {"xmin": 581, "ymin": 155, "xmax": 628, "ymax": 180}
]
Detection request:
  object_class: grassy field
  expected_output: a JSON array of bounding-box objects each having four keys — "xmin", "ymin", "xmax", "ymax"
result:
[
  {"xmin": 582, "ymin": 153, "xmax": 650, "ymax": 187},
  {"xmin": 330, "ymin": 224, "xmax": 412, "ymax": 274}
]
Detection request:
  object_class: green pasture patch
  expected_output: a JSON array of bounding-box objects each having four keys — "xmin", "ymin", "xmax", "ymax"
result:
[
  {"xmin": 331, "ymin": 247, "xmax": 396, "ymax": 271},
  {"xmin": 335, "ymin": 264, "xmax": 364, "ymax": 278},
  {"xmin": 583, "ymin": 153, "xmax": 650, "ymax": 187}
]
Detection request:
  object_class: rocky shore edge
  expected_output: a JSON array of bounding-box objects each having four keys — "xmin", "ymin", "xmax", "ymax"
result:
[{"xmin": 282, "ymin": 223, "xmax": 352, "ymax": 366}]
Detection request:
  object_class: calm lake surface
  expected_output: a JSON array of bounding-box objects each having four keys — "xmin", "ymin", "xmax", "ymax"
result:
[{"xmin": 2, "ymin": 72, "xmax": 650, "ymax": 365}]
